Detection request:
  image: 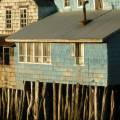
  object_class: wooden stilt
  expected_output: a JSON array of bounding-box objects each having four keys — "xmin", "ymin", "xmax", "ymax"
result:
[
  {"xmin": 71, "ymin": 84, "xmax": 75, "ymax": 120},
  {"xmin": 43, "ymin": 98, "xmax": 47, "ymax": 120},
  {"xmin": 64, "ymin": 84, "xmax": 69, "ymax": 120},
  {"xmin": 58, "ymin": 84, "xmax": 61, "ymax": 120},
  {"xmin": 34, "ymin": 81, "xmax": 39, "ymax": 120},
  {"xmin": 83, "ymin": 87, "xmax": 88, "ymax": 120},
  {"xmin": 2, "ymin": 89, "xmax": 5, "ymax": 120},
  {"xmin": 53, "ymin": 82, "xmax": 56, "ymax": 120},
  {"xmin": 20, "ymin": 82, "xmax": 25, "ymax": 120},
  {"xmin": 0, "ymin": 90, "xmax": 1, "ymax": 118},
  {"xmin": 74, "ymin": 83, "xmax": 79, "ymax": 120},
  {"xmin": 88, "ymin": 87, "xmax": 93, "ymax": 120},
  {"xmin": 15, "ymin": 89, "xmax": 18, "ymax": 120},
  {"xmin": 110, "ymin": 90, "xmax": 114, "ymax": 120},
  {"xmin": 7, "ymin": 89, "xmax": 10, "ymax": 120},
  {"xmin": 61, "ymin": 91, "xmax": 64, "ymax": 119},
  {"xmin": 68, "ymin": 102, "xmax": 71, "ymax": 120},
  {"xmin": 101, "ymin": 87, "xmax": 111, "ymax": 120},
  {"xmin": 10, "ymin": 89, "xmax": 14, "ymax": 120},
  {"xmin": 42, "ymin": 83, "xmax": 47, "ymax": 120},
  {"xmin": 94, "ymin": 86, "xmax": 98, "ymax": 120},
  {"xmin": 27, "ymin": 82, "xmax": 33, "ymax": 120}
]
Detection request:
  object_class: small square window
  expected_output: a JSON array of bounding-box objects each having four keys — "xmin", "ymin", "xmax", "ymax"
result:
[
  {"xmin": 64, "ymin": 0, "xmax": 70, "ymax": 7},
  {"xmin": 78, "ymin": 0, "xmax": 83, "ymax": 7}
]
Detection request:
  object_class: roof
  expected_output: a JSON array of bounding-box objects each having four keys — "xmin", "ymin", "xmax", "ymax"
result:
[{"xmin": 6, "ymin": 10, "xmax": 120, "ymax": 43}]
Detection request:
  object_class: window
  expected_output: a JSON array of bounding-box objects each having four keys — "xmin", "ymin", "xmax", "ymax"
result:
[
  {"xmin": 19, "ymin": 43, "xmax": 51, "ymax": 64},
  {"xmin": 75, "ymin": 43, "xmax": 84, "ymax": 65},
  {"xmin": 78, "ymin": 0, "xmax": 84, "ymax": 7},
  {"xmin": 64, "ymin": 0, "xmax": 70, "ymax": 7},
  {"xmin": 20, "ymin": 8, "xmax": 27, "ymax": 28},
  {"xmin": 95, "ymin": 0, "xmax": 103, "ymax": 10},
  {"xmin": 0, "ymin": 47, "xmax": 10, "ymax": 65},
  {"xmin": 19, "ymin": 43, "xmax": 26, "ymax": 62},
  {"xmin": 6, "ymin": 8, "xmax": 12, "ymax": 29}
]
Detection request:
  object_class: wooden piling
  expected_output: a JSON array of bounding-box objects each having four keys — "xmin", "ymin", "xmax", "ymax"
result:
[
  {"xmin": 74, "ymin": 83, "xmax": 79, "ymax": 120},
  {"xmin": 34, "ymin": 81, "xmax": 39, "ymax": 120},
  {"xmin": 64, "ymin": 84, "xmax": 69, "ymax": 120},
  {"xmin": 110, "ymin": 90, "xmax": 114, "ymax": 120},
  {"xmin": 7, "ymin": 89, "xmax": 10, "ymax": 120},
  {"xmin": 58, "ymin": 84, "xmax": 61, "ymax": 120},
  {"xmin": 94, "ymin": 86, "xmax": 98, "ymax": 120},
  {"xmin": 27, "ymin": 82, "xmax": 33, "ymax": 120},
  {"xmin": 53, "ymin": 82, "xmax": 56, "ymax": 120},
  {"xmin": 71, "ymin": 84, "xmax": 75, "ymax": 120}
]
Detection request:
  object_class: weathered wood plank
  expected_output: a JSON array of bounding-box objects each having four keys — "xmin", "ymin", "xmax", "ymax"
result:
[
  {"xmin": 53, "ymin": 82, "xmax": 56, "ymax": 120},
  {"xmin": 58, "ymin": 84, "xmax": 61, "ymax": 120}
]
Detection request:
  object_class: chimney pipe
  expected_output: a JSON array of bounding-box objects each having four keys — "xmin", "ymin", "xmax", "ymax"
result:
[{"xmin": 81, "ymin": 0, "xmax": 91, "ymax": 25}]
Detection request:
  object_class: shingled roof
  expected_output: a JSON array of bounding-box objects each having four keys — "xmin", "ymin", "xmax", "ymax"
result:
[{"xmin": 6, "ymin": 10, "xmax": 120, "ymax": 43}]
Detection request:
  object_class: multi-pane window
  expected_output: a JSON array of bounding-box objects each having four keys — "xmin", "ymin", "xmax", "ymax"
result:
[
  {"xmin": 20, "ymin": 8, "xmax": 27, "ymax": 28},
  {"xmin": 75, "ymin": 43, "xmax": 84, "ymax": 65},
  {"xmin": 19, "ymin": 43, "xmax": 51, "ymax": 64},
  {"xmin": 19, "ymin": 43, "xmax": 26, "ymax": 62},
  {"xmin": 78, "ymin": 0, "xmax": 84, "ymax": 6},
  {"xmin": 27, "ymin": 43, "xmax": 33, "ymax": 62},
  {"xmin": 64, "ymin": 0, "xmax": 70, "ymax": 7},
  {"xmin": 6, "ymin": 8, "xmax": 12, "ymax": 29}
]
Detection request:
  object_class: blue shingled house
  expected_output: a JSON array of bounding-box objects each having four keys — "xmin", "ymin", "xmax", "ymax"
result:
[
  {"xmin": 6, "ymin": 0, "xmax": 120, "ymax": 86},
  {"xmin": 6, "ymin": 11, "xmax": 120, "ymax": 86}
]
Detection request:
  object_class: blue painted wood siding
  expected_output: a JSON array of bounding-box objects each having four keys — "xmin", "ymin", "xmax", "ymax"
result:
[
  {"xmin": 54, "ymin": 0, "xmax": 120, "ymax": 12},
  {"xmin": 14, "ymin": 43, "xmax": 108, "ymax": 86}
]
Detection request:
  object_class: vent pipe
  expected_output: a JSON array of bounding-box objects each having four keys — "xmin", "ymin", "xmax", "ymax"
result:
[{"xmin": 81, "ymin": 0, "xmax": 91, "ymax": 25}]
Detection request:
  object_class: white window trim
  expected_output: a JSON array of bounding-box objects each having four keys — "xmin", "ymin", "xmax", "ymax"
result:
[
  {"xmin": 64, "ymin": 0, "xmax": 71, "ymax": 8},
  {"xmin": 74, "ymin": 43, "xmax": 84, "ymax": 66},
  {"xmin": 18, "ymin": 43, "xmax": 51, "ymax": 64},
  {"xmin": 93, "ymin": 0, "xmax": 103, "ymax": 10},
  {"xmin": 77, "ymin": 0, "xmax": 83, "ymax": 8}
]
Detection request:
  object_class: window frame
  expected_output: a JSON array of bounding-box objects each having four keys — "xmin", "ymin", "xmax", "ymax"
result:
[
  {"xmin": 0, "ymin": 47, "xmax": 10, "ymax": 65},
  {"xmin": 64, "ymin": 0, "xmax": 70, "ymax": 8},
  {"xmin": 5, "ymin": 8, "xmax": 12, "ymax": 29},
  {"xmin": 19, "ymin": 7, "xmax": 27, "ymax": 28},
  {"xmin": 77, "ymin": 0, "xmax": 83, "ymax": 8},
  {"xmin": 74, "ymin": 43, "xmax": 84, "ymax": 66},
  {"xmin": 18, "ymin": 43, "xmax": 51, "ymax": 64}
]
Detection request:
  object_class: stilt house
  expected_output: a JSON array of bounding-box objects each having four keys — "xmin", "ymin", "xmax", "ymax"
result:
[{"xmin": 6, "ymin": 0, "xmax": 120, "ymax": 86}]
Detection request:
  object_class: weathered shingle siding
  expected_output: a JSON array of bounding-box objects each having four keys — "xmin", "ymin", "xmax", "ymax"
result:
[
  {"xmin": 0, "ymin": 0, "xmax": 38, "ymax": 35},
  {"xmin": 0, "ymin": 0, "xmax": 56, "ymax": 35},
  {"xmin": 84, "ymin": 43, "xmax": 108, "ymax": 86},
  {"xmin": 14, "ymin": 42, "xmax": 108, "ymax": 86}
]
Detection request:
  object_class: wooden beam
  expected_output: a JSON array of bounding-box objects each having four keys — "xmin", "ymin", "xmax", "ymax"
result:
[
  {"xmin": 94, "ymin": 86, "xmax": 98, "ymax": 120},
  {"xmin": 34, "ymin": 81, "xmax": 39, "ymax": 120},
  {"xmin": 58, "ymin": 84, "xmax": 62, "ymax": 120},
  {"xmin": 53, "ymin": 82, "xmax": 56, "ymax": 120}
]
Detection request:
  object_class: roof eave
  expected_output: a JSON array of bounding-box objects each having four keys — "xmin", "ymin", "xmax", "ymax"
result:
[{"xmin": 6, "ymin": 38, "xmax": 103, "ymax": 43}]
